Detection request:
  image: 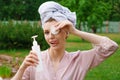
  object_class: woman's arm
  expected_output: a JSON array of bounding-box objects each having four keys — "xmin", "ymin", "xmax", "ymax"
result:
[
  {"xmin": 11, "ymin": 51, "xmax": 38, "ymax": 80},
  {"xmin": 56, "ymin": 20, "xmax": 118, "ymax": 69},
  {"xmin": 11, "ymin": 66, "xmax": 26, "ymax": 80},
  {"xmin": 73, "ymin": 29, "xmax": 106, "ymax": 44},
  {"xmin": 56, "ymin": 20, "xmax": 118, "ymax": 46},
  {"xmin": 75, "ymin": 29, "xmax": 119, "ymax": 68}
]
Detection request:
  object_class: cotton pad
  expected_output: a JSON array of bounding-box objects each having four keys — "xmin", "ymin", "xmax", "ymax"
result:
[{"xmin": 50, "ymin": 26, "xmax": 60, "ymax": 35}]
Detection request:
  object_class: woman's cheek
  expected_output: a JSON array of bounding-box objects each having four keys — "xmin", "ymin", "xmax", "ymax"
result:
[{"xmin": 44, "ymin": 35, "xmax": 48, "ymax": 42}]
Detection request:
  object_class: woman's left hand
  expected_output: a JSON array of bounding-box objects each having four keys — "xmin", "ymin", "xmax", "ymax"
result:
[{"xmin": 55, "ymin": 20, "xmax": 76, "ymax": 34}]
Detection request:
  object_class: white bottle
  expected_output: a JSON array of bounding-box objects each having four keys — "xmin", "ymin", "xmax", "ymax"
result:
[
  {"xmin": 0, "ymin": 77, "xmax": 3, "ymax": 80},
  {"xmin": 31, "ymin": 35, "xmax": 43, "ymax": 72}
]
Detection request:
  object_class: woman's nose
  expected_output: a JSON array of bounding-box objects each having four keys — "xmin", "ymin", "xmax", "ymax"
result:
[{"xmin": 49, "ymin": 32, "xmax": 55, "ymax": 39}]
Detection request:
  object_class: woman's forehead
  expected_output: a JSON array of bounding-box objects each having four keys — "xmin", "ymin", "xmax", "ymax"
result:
[{"xmin": 43, "ymin": 20, "xmax": 57, "ymax": 29}]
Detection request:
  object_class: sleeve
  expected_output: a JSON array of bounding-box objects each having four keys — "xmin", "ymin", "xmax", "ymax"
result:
[
  {"xmin": 22, "ymin": 66, "xmax": 35, "ymax": 80},
  {"xmin": 22, "ymin": 67, "xmax": 30, "ymax": 80},
  {"xmin": 80, "ymin": 37, "xmax": 118, "ymax": 69},
  {"xmin": 93, "ymin": 37, "xmax": 118, "ymax": 58}
]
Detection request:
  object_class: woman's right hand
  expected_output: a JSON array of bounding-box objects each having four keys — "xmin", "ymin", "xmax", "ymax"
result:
[{"xmin": 20, "ymin": 51, "xmax": 39, "ymax": 70}]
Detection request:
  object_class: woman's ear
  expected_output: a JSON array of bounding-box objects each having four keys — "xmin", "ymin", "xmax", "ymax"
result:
[{"xmin": 65, "ymin": 32, "xmax": 69, "ymax": 39}]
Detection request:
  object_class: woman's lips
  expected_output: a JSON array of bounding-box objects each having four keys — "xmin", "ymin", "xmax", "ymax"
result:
[{"xmin": 49, "ymin": 41, "xmax": 58, "ymax": 47}]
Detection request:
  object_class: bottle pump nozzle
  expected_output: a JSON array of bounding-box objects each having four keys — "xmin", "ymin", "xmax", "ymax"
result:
[{"xmin": 31, "ymin": 35, "xmax": 38, "ymax": 46}]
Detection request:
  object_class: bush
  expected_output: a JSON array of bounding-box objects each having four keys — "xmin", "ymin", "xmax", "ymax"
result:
[{"xmin": 0, "ymin": 20, "xmax": 49, "ymax": 50}]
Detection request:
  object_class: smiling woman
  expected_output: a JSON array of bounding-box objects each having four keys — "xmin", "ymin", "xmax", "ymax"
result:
[{"xmin": 11, "ymin": 1, "xmax": 118, "ymax": 80}]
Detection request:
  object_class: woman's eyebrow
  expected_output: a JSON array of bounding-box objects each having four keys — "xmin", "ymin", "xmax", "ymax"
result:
[{"xmin": 44, "ymin": 29, "xmax": 49, "ymax": 32}]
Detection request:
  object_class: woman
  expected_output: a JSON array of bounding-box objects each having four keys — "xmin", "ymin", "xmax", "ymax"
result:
[{"xmin": 11, "ymin": 1, "xmax": 118, "ymax": 80}]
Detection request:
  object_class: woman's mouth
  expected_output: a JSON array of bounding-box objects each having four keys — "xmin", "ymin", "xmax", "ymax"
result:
[{"xmin": 50, "ymin": 41, "xmax": 58, "ymax": 47}]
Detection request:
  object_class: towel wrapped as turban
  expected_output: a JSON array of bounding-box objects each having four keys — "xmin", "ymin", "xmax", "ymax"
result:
[{"xmin": 38, "ymin": 1, "xmax": 76, "ymax": 27}]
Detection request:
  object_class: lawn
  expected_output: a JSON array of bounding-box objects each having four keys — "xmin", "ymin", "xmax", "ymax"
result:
[{"xmin": 0, "ymin": 33, "xmax": 120, "ymax": 79}]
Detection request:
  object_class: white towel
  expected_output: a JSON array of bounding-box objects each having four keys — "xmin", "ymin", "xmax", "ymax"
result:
[{"xmin": 38, "ymin": 1, "xmax": 76, "ymax": 27}]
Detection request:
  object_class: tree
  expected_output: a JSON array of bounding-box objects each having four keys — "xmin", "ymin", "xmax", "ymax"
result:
[
  {"xmin": 109, "ymin": 0, "xmax": 120, "ymax": 21},
  {"xmin": 0, "ymin": 0, "xmax": 48, "ymax": 20},
  {"xmin": 85, "ymin": 0, "xmax": 112, "ymax": 33},
  {"xmin": 59, "ymin": 0, "xmax": 112, "ymax": 33}
]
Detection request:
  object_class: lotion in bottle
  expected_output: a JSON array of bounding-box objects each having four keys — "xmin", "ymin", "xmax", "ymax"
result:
[{"xmin": 31, "ymin": 35, "xmax": 43, "ymax": 72}]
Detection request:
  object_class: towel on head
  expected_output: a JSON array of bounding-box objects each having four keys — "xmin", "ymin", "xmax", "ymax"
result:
[{"xmin": 38, "ymin": 1, "xmax": 76, "ymax": 27}]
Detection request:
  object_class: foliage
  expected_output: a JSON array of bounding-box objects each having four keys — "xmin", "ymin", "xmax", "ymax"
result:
[
  {"xmin": 109, "ymin": 0, "xmax": 120, "ymax": 21},
  {"xmin": 86, "ymin": 1, "xmax": 111, "ymax": 33},
  {"xmin": 0, "ymin": 0, "xmax": 48, "ymax": 20},
  {"xmin": 0, "ymin": 0, "xmax": 120, "ymax": 22},
  {"xmin": 0, "ymin": 20, "xmax": 49, "ymax": 50},
  {"xmin": 59, "ymin": 0, "xmax": 112, "ymax": 33}
]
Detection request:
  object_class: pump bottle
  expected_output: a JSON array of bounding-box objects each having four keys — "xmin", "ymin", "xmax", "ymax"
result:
[{"xmin": 31, "ymin": 35, "xmax": 43, "ymax": 72}]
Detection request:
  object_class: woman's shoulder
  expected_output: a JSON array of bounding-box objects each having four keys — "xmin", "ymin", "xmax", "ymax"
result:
[
  {"xmin": 66, "ymin": 50, "xmax": 80, "ymax": 54},
  {"xmin": 65, "ymin": 50, "xmax": 81, "ymax": 58},
  {"xmin": 65, "ymin": 49, "xmax": 95, "ymax": 57},
  {"xmin": 66, "ymin": 50, "xmax": 90, "ymax": 55}
]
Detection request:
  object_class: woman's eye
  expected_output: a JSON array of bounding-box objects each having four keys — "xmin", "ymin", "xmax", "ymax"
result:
[{"xmin": 44, "ymin": 31, "xmax": 49, "ymax": 35}]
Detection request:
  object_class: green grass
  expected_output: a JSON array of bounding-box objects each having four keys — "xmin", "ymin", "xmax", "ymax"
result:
[
  {"xmin": 97, "ymin": 33, "xmax": 120, "ymax": 43},
  {"xmin": 0, "ymin": 65, "xmax": 12, "ymax": 78},
  {"xmin": 0, "ymin": 33, "xmax": 120, "ymax": 79},
  {"xmin": 66, "ymin": 42, "xmax": 92, "ymax": 51},
  {"xmin": 0, "ymin": 49, "xmax": 29, "ymax": 78},
  {"xmin": 67, "ymin": 34, "xmax": 82, "ymax": 42}
]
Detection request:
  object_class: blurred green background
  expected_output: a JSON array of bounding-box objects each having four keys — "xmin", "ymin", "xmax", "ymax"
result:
[{"xmin": 0, "ymin": 0, "xmax": 120, "ymax": 79}]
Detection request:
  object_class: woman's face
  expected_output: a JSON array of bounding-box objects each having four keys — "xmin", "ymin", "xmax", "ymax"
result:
[{"xmin": 43, "ymin": 20, "xmax": 67, "ymax": 50}]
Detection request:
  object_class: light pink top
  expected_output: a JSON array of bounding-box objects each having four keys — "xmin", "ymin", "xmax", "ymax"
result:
[{"xmin": 22, "ymin": 37, "xmax": 118, "ymax": 80}]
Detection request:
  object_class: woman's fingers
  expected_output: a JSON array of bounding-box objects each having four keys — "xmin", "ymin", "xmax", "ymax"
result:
[
  {"xmin": 26, "ymin": 55, "xmax": 39, "ymax": 64},
  {"xmin": 55, "ymin": 21, "xmax": 67, "ymax": 29},
  {"xmin": 21, "ymin": 51, "xmax": 39, "ymax": 68},
  {"xmin": 25, "ymin": 61, "xmax": 37, "ymax": 67},
  {"xmin": 55, "ymin": 20, "xmax": 74, "ymax": 33},
  {"xmin": 29, "ymin": 51, "xmax": 39, "ymax": 61}
]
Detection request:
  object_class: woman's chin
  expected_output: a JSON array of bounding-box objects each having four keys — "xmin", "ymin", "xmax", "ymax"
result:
[
  {"xmin": 50, "ymin": 45, "xmax": 61, "ymax": 50},
  {"xmin": 51, "ymin": 46, "xmax": 59, "ymax": 49}
]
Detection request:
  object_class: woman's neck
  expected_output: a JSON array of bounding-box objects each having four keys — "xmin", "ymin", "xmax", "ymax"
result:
[
  {"xmin": 49, "ymin": 48, "xmax": 65, "ymax": 71},
  {"xmin": 49, "ymin": 48, "xmax": 65, "ymax": 63}
]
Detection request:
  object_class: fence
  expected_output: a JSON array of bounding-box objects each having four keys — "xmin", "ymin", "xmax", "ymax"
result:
[
  {"xmin": 1, "ymin": 20, "xmax": 120, "ymax": 33},
  {"xmin": 81, "ymin": 21, "xmax": 120, "ymax": 33}
]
